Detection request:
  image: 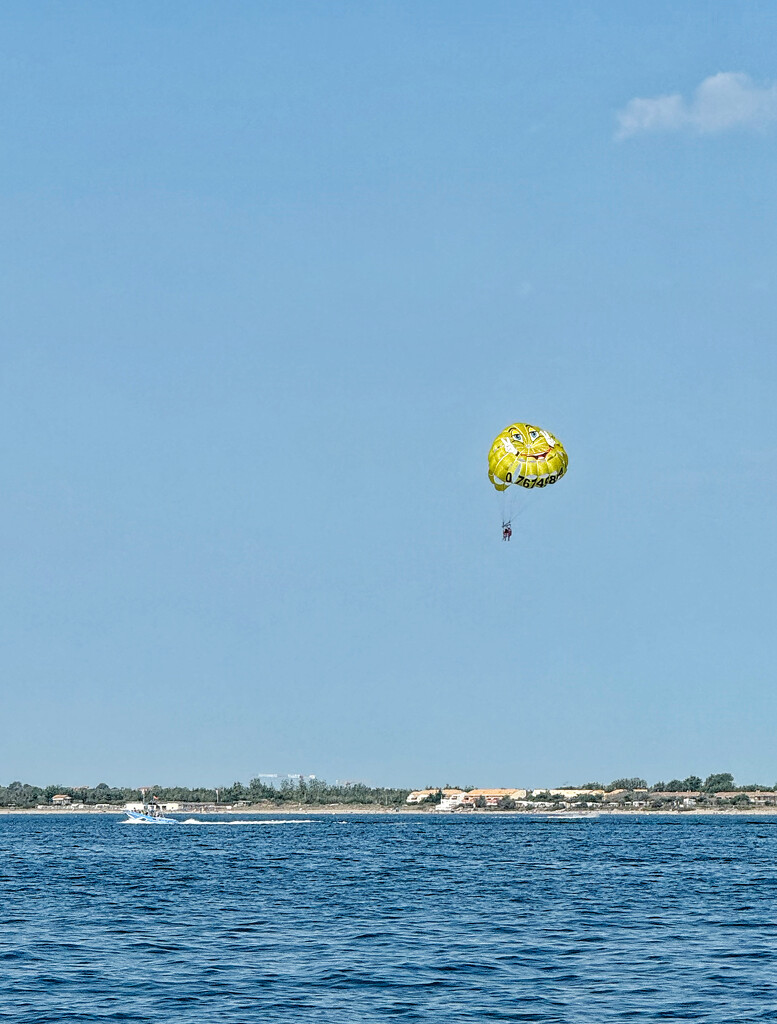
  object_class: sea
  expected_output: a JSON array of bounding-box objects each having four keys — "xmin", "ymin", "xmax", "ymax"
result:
[{"xmin": 2, "ymin": 812, "xmax": 776, "ymax": 1023}]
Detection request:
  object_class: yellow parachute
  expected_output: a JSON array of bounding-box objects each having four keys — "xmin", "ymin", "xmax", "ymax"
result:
[{"xmin": 488, "ymin": 422, "xmax": 568, "ymax": 492}]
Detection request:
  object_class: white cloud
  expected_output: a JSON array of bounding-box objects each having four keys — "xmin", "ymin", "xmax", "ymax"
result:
[{"xmin": 616, "ymin": 72, "xmax": 777, "ymax": 139}]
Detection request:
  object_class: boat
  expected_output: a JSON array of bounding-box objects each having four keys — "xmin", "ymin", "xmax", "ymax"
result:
[{"xmin": 124, "ymin": 808, "xmax": 179, "ymax": 825}]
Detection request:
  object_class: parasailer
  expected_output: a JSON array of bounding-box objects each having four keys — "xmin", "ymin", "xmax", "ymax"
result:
[{"xmin": 488, "ymin": 422, "xmax": 568, "ymax": 538}]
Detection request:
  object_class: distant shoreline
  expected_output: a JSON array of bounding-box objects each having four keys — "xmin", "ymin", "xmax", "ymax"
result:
[{"xmin": 4, "ymin": 804, "xmax": 777, "ymax": 817}]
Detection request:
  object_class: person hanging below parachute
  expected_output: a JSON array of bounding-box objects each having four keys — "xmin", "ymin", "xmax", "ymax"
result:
[{"xmin": 488, "ymin": 422, "xmax": 568, "ymax": 539}]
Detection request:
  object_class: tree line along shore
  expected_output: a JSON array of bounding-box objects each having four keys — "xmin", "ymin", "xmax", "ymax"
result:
[
  {"xmin": 3, "ymin": 773, "xmax": 777, "ymax": 812},
  {"xmin": 0, "ymin": 778, "xmax": 409, "ymax": 810}
]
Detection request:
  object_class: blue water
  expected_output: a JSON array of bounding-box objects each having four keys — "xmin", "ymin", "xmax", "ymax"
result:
[{"xmin": 2, "ymin": 813, "xmax": 777, "ymax": 1022}]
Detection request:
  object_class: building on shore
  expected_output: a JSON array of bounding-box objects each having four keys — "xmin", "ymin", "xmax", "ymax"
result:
[
  {"xmin": 539, "ymin": 788, "xmax": 606, "ymax": 800},
  {"xmin": 405, "ymin": 789, "xmax": 465, "ymax": 805},
  {"xmin": 405, "ymin": 786, "xmax": 777, "ymax": 812},
  {"xmin": 123, "ymin": 800, "xmax": 221, "ymax": 813},
  {"xmin": 714, "ymin": 791, "xmax": 777, "ymax": 806},
  {"xmin": 650, "ymin": 791, "xmax": 700, "ymax": 807},
  {"xmin": 406, "ymin": 789, "xmax": 528, "ymax": 810},
  {"xmin": 458, "ymin": 789, "xmax": 527, "ymax": 808}
]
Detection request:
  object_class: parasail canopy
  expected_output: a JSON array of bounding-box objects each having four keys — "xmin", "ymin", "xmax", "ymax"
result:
[{"xmin": 488, "ymin": 422, "xmax": 568, "ymax": 492}]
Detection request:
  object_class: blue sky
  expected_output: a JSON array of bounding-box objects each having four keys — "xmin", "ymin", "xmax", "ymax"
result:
[{"xmin": 2, "ymin": 2, "xmax": 776, "ymax": 788}]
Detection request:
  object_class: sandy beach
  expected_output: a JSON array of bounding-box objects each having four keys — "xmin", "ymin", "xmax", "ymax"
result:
[{"xmin": 4, "ymin": 804, "xmax": 777, "ymax": 817}]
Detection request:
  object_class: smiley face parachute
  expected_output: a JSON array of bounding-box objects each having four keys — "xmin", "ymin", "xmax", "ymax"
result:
[{"xmin": 488, "ymin": 422, "xmax": 568, "ymax": 537}]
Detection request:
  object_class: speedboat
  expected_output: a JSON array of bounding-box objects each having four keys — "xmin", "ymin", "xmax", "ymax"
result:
[{"xmin": 124, "ymin": 809, "xmax": 179, "ymax": 825}]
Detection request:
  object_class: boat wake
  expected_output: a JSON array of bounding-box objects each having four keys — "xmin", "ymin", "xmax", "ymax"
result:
[
  {"xmin": 180, "ymin": 818, "xmax": 313, "ymax": 825},
  {"xmin": 122, "ymin": 813, "xmax": 314, "ymax": 826}
]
